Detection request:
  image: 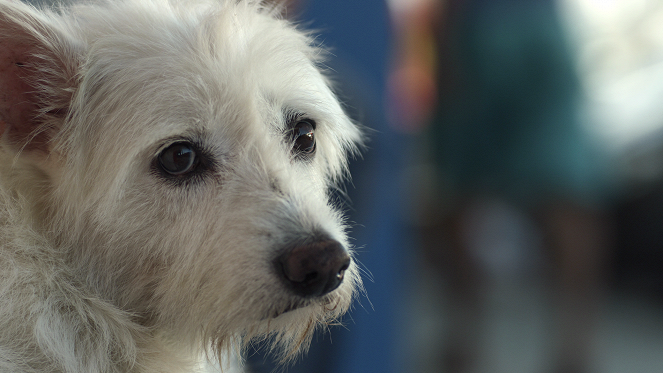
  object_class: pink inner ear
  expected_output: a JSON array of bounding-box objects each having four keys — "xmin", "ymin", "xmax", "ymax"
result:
[
  {"xmin": 0, "ymin": 42, "xmax": 39, "ymax": 135},
  {"xmin": 0, "ymin": 40, "xmax": 44, "ymax": 147}
]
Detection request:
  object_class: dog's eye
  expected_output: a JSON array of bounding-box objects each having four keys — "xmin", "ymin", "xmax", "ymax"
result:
[
  {"xmin": 291, "ymin": 119, "xmax": 316, "ymax": 156},
  {"xmin": 158, "ymin": 142, "xmax": 198, "ymax": 175}
]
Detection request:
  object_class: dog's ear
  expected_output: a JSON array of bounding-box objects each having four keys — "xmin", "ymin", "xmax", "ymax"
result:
[{"xmin": 0, "ymin": 1, "xmax": 80, "ymax": 153}]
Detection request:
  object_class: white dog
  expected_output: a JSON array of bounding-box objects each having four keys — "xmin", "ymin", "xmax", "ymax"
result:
[{"xmin": 0, "ymin": 0, "xmax": 363, "ymax": 371}]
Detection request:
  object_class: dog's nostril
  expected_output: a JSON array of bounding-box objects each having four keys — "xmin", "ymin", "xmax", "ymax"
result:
[
  {"xmin": 337, "ymin": 262, "xmax": 349, "ymax": 281},
  {"xmin": 278, "ymin": 239, "xmax": 351, "ymax": 298},
  {"xmin": 302, "ymin": 271, "xmax": 318, "ymax": 283}
]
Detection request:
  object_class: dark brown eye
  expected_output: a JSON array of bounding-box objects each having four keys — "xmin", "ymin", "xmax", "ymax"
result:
[
  {"xmin": 291, "ymin": 119, "xmax": 316, "ymax": 156},
  {"xmin": 158, "ymin": 142, "xmax": 198, "ymax": 175}
]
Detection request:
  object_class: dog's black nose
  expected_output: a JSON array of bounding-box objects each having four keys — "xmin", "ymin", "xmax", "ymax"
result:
[{"xmin": 277, "ymin": 239, "xmax": 351, "ymax": 298}]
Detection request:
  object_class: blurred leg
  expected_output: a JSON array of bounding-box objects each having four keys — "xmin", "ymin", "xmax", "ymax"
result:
[
  {"xmin": 543, "ymin": 203, "xmax": 612, "ymax": 373},
  {"xmin": 420, "ymin": 202, "xmax": 483, "ymax": 373}
]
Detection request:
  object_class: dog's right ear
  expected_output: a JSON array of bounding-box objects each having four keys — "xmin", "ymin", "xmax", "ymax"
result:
[{"xmin": 0, "ymin": 1, "xmax": 80, "ymax": 153}]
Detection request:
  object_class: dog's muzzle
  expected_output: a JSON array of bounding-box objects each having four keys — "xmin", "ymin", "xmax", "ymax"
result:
[{"xmin": 276, "ymin": 239, "xmax": 351, "ymax": 298}]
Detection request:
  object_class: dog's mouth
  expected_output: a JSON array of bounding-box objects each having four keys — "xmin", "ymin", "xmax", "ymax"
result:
[
  {"xmin": 266, "ymin": 292, "xmax": 343, "ymax": 320},
  {"xmin": 268, "ymin": 300, "xmax": 312, "ymax": 319}
]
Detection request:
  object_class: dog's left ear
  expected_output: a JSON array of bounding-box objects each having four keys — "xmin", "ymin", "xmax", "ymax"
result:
[{"xmin": 0, "ymin": 1, "xmax": 80, "ymax": 153}]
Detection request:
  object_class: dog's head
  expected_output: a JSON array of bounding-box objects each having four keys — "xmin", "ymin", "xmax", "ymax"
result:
[{"xmin": 0, "ymin": 0, "xmax": 362, "ymax": 362}]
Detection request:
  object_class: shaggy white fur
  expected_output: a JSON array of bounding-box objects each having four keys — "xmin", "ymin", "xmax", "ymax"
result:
[{"xmin": 0, "ymin": 0, "xmax": 363, "ymax": 372}]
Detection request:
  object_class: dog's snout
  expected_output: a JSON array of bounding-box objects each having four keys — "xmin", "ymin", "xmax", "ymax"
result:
[{"xmin": 277, "ymin": 240, "xmax": 351, "ymax": 298}]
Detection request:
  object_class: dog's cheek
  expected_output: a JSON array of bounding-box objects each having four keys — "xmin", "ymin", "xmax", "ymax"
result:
[{"xmin": 111, "ymin": 183, "xmax": 273, "ymax": 319}]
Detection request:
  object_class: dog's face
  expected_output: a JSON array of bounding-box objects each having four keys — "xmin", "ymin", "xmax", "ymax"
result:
[{"xmin": 0, "ymin": 0, "xmax": 361, "ymax": 360}]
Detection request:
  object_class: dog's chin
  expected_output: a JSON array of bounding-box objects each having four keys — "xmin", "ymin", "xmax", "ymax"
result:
[{"xmin": 264, "ymin": 292, "xmax": 341, "ymax": 320}]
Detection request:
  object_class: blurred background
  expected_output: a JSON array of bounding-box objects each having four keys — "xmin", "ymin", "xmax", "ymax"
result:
[{"xmin": 249, "ymin": 0, "xmax": 663, "ymax": 372}]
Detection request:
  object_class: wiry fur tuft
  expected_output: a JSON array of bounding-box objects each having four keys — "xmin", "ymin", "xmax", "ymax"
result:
[{"xmin": 0, "ymin": 0, "xmax": 363, "ymax": 372}]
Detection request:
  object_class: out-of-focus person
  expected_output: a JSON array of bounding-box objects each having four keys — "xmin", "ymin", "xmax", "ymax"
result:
[{"xmin": 390, "ymin": 0, "xmax": 615, "ymax": 372}]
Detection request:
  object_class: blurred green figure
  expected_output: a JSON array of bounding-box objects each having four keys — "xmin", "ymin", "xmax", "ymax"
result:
[{"xmin": 391, "ymin": 0, "xmax": 614, "ymax": 372}]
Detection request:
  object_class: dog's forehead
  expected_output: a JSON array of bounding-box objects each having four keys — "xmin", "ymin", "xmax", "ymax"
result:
[
  {"xmin": 76, "ymin": 1, "xmax": 338, "ymax": 136},
  {"xmin": 198, "ymin": 8, "xmax": 338, "ymax": 123}
]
